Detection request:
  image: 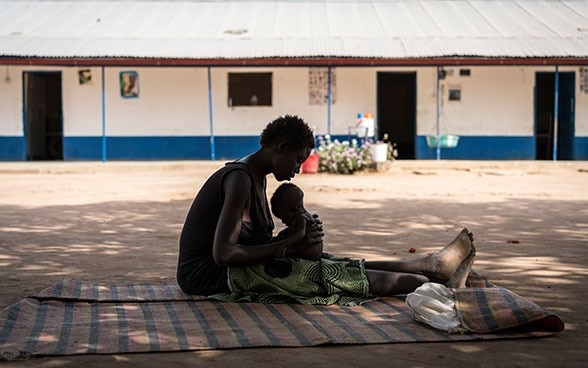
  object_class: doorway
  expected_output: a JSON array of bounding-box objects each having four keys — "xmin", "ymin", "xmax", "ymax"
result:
[
  {"xmin": 377, "ymin": 72, "xmax": 416, "ymax": 159},
  {"xmin": 24, "ymin": 71, "xmax": 63, "ymax": 160},
  {"xmin": 534, "ymin": 72, "xmax": 575, "ymax": 160}
]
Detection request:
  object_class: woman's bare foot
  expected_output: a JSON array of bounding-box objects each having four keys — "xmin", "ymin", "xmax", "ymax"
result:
[
  {"xmin": 423, "ymin": 228, "xmax": 473, "ymax": 281},
  {"xmin": 445, "ymin": 244, "xmax": 476, "ymax": 288}
]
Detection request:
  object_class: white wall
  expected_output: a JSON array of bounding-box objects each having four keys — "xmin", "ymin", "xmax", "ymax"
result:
[
  {"xmin": 336, "ymin": 65, "xmax": 588, "ymax": 139},
  {"xmin": 62, "ymin": 67, "xmax": 103, "ymax": 136},
  {"xmin": 573, "ymin": 67, "xmax": 588, "ymax": 136},
  {"xmin": 0, "ymin": 66, "xmax": 24, "ymax": 135},
  {"xmin": 417, "ymin": 65, "xmax": 588, "ymax": 137},
  {"xmin": 331, "ymin": 68, "xmax": 377, "ymax": 136},
  {"xmin": 430, "ymin": 66, "xmax": 534, "ymax": 136},
  {"xmin": 210, "ymin": 67, "xmax": 322, "ymax": 136},
  {"xmin": 206, "ymin": 67, "xmax": 371, "ymax": 137},
  {"xmin": 104, "ymin": 67, "xmax": 210, "ymax": 136},
  {"xmin": 1, "ymin": 64, "xmax": 586, "ymax": 139},
  {"xmin": 0, "ymin": 66, "xmax": 104, "ymax": 136}
]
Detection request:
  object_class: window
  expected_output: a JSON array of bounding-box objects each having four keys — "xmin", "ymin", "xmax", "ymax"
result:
[{"xmin": 228, "ymin": 72, "xmax": 272, "ymax": 106}]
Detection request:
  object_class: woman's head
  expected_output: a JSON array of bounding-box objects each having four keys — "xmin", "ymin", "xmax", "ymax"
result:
[
  {"xmin": 261, "ymin": 115, "xmax": 315, "ymax": 181},
  {"xmin": 260, "ymin": 115, "xmax": 315, "ymax": 151}
]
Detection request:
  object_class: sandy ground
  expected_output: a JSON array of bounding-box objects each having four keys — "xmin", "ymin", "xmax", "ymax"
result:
[{"xmin": 0, "ymin": 160, "xmax": 587, "ymax": 368}]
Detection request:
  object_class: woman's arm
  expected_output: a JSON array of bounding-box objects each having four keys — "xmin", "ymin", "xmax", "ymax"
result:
[{"xmin": 212, "ymin": 170, "xmax": 306, "ymax": 266}]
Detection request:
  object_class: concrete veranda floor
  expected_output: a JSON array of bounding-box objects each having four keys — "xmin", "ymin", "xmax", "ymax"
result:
[{"xmin": 0, "ymin": 160, "xmax": 587, "ymax": 368}]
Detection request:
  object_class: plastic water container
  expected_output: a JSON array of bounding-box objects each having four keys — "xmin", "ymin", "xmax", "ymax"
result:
[{"xmin": 370, "ymin": 143, "xmax": 388, "ymax": 163}]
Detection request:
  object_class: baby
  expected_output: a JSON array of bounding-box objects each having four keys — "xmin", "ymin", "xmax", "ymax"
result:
[{"xmin": 270, "ymin": 183, "xmax": 323, "ymax": 260}]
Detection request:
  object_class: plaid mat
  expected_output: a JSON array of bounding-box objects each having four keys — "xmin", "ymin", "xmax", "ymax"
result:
[
  {"xmin": 457, "ymin": 273, "xmax": 564, "ymax": 333},
  {"xmin": 0, "ymin": 275, "xmax": 564, "ymax": 361}
]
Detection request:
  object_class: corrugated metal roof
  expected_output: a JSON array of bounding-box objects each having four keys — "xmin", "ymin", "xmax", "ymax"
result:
[{"xmin": 0, "ymin": 0, "xmax": 587, "ymax": 62}]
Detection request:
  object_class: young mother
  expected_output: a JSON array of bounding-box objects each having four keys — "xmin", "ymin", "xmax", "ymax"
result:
[{"xmin": 177, "ymin": 115, "xmax": 475, "ymax": 301}]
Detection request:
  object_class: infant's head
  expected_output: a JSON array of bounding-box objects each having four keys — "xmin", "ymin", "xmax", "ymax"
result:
[{"xmin": 270, "ymin": 183, "xmax": 305, "ymax": 226}]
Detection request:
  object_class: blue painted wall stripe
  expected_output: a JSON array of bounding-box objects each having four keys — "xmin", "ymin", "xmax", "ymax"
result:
[
  {"xmin": 63, "ymin": 137, "xmax": 104, "ymax": 160},
  {"xmin": 62, "ymin": 136, "xmax": 260, "ymax": 160},
  {"xmin": 106, "ymin": 136, "xmax": 211, "ymax": 160},
  {"xmin": 1, "ymin": 135, "xmax": 588, "ymax": 161},
  {"xmin": 0, "ymin": 136, "xmax": 26, "ymax": 160},
  {"xmin": 575, "ymin": 137, "xmax": 588, "ymax": 160},
  {"xmin": 416, "ymin": 136, "xmax": 536, "ymax": 160}
]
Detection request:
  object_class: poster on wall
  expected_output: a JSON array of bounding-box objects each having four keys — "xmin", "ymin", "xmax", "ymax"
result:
[
  {"xmin": 309, "ymin": 67, "xmax": 336, "ymax": 105},
  {"xmin": 120, "ymin": 71, "xmax": 139, "ymax": 98},
  {"xmin": 78, "ymin": 69, "xmax": 92, "ymax": 85},
  {"xmin": 580, "ymin": 67, "xmax": 588, "ymax": 94}
]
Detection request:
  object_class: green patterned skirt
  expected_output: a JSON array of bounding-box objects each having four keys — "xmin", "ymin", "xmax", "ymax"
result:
[{"xmin": 209, "ymin": 253, "xmax": 377, "ymax": 306}]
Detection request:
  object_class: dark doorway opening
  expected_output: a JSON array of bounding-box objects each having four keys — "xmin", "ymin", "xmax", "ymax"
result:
[
  {"xmin": 377, "ymin": 72, "xmax": 416, "ymax": 159},
  {"xmin": 535, "ymin": 72, "xmax": 575, "ymax": 160},
  {"xmin": 24, "ymin": 72, "xmax": 63, "ymax": 160}
]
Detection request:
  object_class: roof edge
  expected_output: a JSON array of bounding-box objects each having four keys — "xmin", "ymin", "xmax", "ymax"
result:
[{"xmin": 1, "ymin": 57, "xmax": 587, "ymax": 67}]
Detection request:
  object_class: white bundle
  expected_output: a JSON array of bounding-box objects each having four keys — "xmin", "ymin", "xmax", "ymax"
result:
[{"xmin": 405, "ymin": 282, "xmax": 467, "ymax": 333}]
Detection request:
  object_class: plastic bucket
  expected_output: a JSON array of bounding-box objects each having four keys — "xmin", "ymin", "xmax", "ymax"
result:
[
  {"xmin": 426, "ymin": 135, "xmax": 460, "ymax": 149},
  {"xmin": 301, "ymin": 153, "xmax": 320, "ymax": 173},
  {"xmin": 370, "ymin": 143, "xmax": 388, "ymax": 163}
]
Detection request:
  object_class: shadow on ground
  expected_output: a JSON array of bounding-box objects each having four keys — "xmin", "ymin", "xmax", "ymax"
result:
[{"xmin": 1, "ymin": 196, "xmax": 587, "ymax": 367}]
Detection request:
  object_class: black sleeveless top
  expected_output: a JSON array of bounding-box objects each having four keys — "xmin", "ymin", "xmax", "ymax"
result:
[{"xmin": 177, "ymin": 162, "xmax": 274, "ymax": 295}]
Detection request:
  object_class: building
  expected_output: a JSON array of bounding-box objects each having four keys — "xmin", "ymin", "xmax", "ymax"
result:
[{"xmin": 1, "ymin": 0, "xmax": 587, "ymax": 161}]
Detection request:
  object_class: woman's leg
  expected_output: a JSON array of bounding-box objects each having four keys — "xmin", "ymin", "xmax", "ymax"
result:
[
  {"xmin": 365, "ymin": 228, "xmax": 474, "ymax": 281},
  {"xmin": 445, "ymin": 243, "xmax": 476, "ymax": 288},
  {"xmin": 366, "ymin": 242, "xmax": 477, "ymax": 296},
  {"xmin": 365, "ymin": 270, "xmax": 429, "ymax": 296}
]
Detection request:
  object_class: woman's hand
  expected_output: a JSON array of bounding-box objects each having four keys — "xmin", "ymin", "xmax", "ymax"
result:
[
  {"xmin": 297, "ymin": 214, "xmax": 324, "ymax": 260},
  {"xmin": 305, "ymin": 214, "xmax": 324, "ymax": 245},
  {"xmin": 285, "ymin": 215, "xmax": 307, "ymax": 246},
  {"xmin": 283, "ymin": 213, "xmax": 324, "ymax": 260}
]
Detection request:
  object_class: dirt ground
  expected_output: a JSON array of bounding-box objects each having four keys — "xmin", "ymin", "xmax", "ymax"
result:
[{"xmin": 1, "ymin": 160, "xmax": 587, "ymax": 368}]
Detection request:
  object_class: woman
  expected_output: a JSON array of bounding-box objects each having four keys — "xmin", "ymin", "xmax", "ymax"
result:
[{"xmin": 177, "ymin": 115, "xmax": 475, "ymax": 302}]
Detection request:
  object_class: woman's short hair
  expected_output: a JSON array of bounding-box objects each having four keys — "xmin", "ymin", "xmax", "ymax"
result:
[{"xmin": 260, "ymin": 115, "xmax": 315, "ymax": 150}]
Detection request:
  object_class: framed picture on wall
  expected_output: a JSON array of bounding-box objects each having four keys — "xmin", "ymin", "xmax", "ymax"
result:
[
  {"xmin": 448, "ymin": 88, "xmax": 461, "ymax": 101},
  {"xmin": 581, "ymin": 67, "xmax": 588, "ymax": 93},
  {"xmin": 120, "ymin": 71, "xmax": 139, "ymax": 98},
  {"xmin": 78, "ymin": 69, "xmax": 92, "ymax": 85}
]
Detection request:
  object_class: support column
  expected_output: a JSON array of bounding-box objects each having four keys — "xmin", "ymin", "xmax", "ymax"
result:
[
  {"xmin": 207, "ymin": 66, "xmax": 216, "ymax": 161},
  {"xmin": 553, "ymin": 65, "xmax": 559, "ymax": 161},
  {"xmin": 101, "ymin": 66, "xmax": 107, "ymax": 163}
]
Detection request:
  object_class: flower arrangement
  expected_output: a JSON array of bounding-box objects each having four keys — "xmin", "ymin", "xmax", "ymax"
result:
[
  {"xmin": 382, "ymin": 133, "xmax": 399, "ymax": 161},
  {"xmin": 316, "ymin": 135, "xmax": 373, "ymax": 174},
  {"xmin": 315, "ymin": 134, "xmax": 399, "ymax": 175}
]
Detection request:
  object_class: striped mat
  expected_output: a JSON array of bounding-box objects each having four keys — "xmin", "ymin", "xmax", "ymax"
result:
[{"xmin": 0, "ymin": 275, "xmax": 564, "ymax": 361}]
